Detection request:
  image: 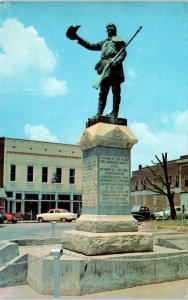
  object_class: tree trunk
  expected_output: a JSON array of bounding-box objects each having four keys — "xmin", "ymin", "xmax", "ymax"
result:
[{"xmin": 169, "ymin": 192, "xmax": 176, "ymax": 220}]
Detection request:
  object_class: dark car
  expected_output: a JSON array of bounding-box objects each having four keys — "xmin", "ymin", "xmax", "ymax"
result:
[
  {"xmin": 131, "ymin": 205, "xmax": 155, "ymax": 221},
  {"xmin": 0, "ymin": 211, "xmax": 8, "ymax": 224}
]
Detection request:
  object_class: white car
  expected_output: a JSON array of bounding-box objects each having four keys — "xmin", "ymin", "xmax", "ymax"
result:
[
  {"xmin": 155, "ymin": 206, "xmax": 188, "ymax": 220},
  {"xmin": 36, "ymin": 208, "xmax": 77, "ymax": 223}
]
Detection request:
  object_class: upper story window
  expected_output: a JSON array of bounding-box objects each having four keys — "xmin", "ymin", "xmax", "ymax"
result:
[
  {"xmin": 142, "ymin": 177, "xmax": 146, "ymax": 190},
  {"xmin": 42, "ymin": 167, "xmax": 48, "ymax": 183},
  {"xmin": 69, "ymin": 169, "xmax": 75, "ymax": 184},
  {"xmin": 10, "ymin": 164, "xmax": 16, "ymax": 181},
  {"xmin": 56, "ymin": 168, "xmax": 62, "ymax": 183},
  {"xmin": 27, "ymin": 166, "xmax": 33, "ymax": 182},
  {"xmin": 185, "ymin": 175, "xmax": 188, "ymax": 187},
  {"xmin": 175, "ymin": 175, "xmax": 179, "ymax": 187},
  {"xmin": 135, "ymin": 180, "xmax": 138, "ymax": 191}
]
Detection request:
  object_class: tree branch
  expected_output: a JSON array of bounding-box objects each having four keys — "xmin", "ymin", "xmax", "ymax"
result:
[
  {"xmin": 144, "ymin": 186, "xmax": 167, "ymax": 195},
  {"xmin": 146, "ymin": 165, "xmax": 166, "ymax": 186},
  {"xmin": 142, "ymin": 152, "xmax": 175, "ymax": 219},
  {"xmin": 145, "ymin": 176, "xmax": 168, "ymax": 196}
]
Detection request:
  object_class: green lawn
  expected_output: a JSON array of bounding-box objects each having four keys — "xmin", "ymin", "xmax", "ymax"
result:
[{"xmin": 146, "ymin": 219, "xmax": 188, "ymax": 231}]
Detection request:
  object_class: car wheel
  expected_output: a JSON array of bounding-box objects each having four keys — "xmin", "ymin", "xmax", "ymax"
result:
[
  {"xmin": 38, "ymin": 217, "xmax": 44, "ymax": 223},
  {"xmin": 60, "ymin": 218, "xmax": 67, "ymax": 222},
  {"xmin": 12, "ymin": 220, "xmax": 17, "ymax": 224}
]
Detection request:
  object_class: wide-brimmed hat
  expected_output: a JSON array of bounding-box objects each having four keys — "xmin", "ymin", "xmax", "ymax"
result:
[{"xmin": 66, "ymin": 25, "xmax": 81, "ymax": 40}]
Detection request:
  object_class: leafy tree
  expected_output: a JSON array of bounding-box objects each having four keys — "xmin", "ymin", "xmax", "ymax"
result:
[{"xmin": 143, "ymin": 153, "xmax": 176, "ymax": 220}]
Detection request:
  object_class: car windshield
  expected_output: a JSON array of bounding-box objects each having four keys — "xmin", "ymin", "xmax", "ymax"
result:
[
  {"xmin": 131, "ymin": 205, "xmax": 141, "ymax": 211},
  {"xmin": 131, "ymin": 205, "xmax": 149, "ymax": 212},
  {"xmin": 165, "ymin": 207, "xmax": 170, "ymax": 213}
]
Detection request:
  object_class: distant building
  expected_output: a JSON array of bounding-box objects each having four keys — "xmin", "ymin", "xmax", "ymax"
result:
[
  {"xmin": 0, "ymin": 137, "xmax": 82, "ymax": 219},
  {"xmin": 130, "ymin": 155, "xmax": 188, "ymax": 212}
]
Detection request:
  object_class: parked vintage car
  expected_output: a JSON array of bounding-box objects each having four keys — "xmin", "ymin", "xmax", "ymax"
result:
[
  {"xmin": 36, "ymin": 208, "xmax": 77, "ymax": 223},
  {"xmin": 155, "ymin": 206, "xmax": 188, "ymax": 220},
  {"xmin": 0, "ymin": 211, "xmax": 8, "ymax": 224},
  {"xmin": 0, "ymin": 206, "xmax": 18, "ymax": 223},
  {"xmin": 131, "ymin": 205, "xmax": 155, "ymax": 221}
]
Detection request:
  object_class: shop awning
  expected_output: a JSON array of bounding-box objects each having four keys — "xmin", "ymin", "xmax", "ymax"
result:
[{"xmin": 0, "ymin": 188, "xmax": 7, "ymax": 198}]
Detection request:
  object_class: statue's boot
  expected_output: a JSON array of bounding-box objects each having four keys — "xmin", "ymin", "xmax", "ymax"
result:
[
  {"xmin": 106, "ymin": 98, "xmax": 120, "ymax": 118},
  {"xmin": 106, "ymin": 112, "xmax": 117, "ymax": 118},
  {"xmin": 106, "ymin": 105, "xmax": 119, "ymax": 118},
  {"xmin": 92, "ymin": 101, "xmax": 105, "ymax": 118},
  {"xmin": 112, "ymin": 100, "xmax": 120, "ymax": 118}
]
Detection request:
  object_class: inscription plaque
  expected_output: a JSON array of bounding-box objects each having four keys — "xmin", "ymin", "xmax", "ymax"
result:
[
  {"xmin": 99, "ymin": 155, "xmax": 130, "ymax": 206},
  {"xmin": 83, "ymin": 154, "xmax": 130, "ymax": 209},
  {"xmin": 83, "ymin": 156, "xmax": 98, "ymax": 206}
]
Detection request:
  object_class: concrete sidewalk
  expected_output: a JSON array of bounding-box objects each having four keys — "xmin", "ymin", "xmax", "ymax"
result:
[
  {"xmin": 0, "ymin": 279, "xmax": 188, "ymax": 298},
  {"xmin": 85, "ymin": 279, "xmax": 188, "ymax": 298}
]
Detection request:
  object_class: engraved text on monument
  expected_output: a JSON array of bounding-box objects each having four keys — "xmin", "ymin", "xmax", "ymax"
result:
[
  {"xmin": 99, "ymin": 155, "xmax": 129, "ymax": 206},
  {"xmin": 83, "ymin": 156, "xmax": 98, "ymax": 206}
]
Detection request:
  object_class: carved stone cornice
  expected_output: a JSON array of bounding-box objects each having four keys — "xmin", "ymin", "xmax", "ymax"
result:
[{"xmin": 77, "ymin": 122, "xmax": 137, "ymax": 150}]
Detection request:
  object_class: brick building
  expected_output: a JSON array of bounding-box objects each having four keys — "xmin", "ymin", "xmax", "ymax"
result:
[
  {"xmin": 0, "ymin": 137, "xmax": 83, "ymax": 219},
  {"xmin": 130, "ymin": 155, "xmax": 188, "ymax": 213}
]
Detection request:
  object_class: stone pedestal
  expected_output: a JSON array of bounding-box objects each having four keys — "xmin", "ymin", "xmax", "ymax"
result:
[
  {"xmin": 62, "ymin": 230, "xmax": 153, "ymax": 256},
  {"xmin": 78, "ymin": 122, "xmax": 137, "ymax": 216},
  {"xmin": 62, "ymin": 120, "xmax": 153, "ymax": 255}
]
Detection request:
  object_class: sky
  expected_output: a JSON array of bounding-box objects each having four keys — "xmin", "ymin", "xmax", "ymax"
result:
[{"xmin": 0, "ymin": 1, "xmax": 187, "ymax": 171}]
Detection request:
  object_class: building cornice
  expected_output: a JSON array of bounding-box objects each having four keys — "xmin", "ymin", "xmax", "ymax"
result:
[{"xmin": 6, "ymin": 151, "xmax": 81, "ymax": 160}]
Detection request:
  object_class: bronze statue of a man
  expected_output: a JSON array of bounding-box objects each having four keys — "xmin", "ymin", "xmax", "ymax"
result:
[{"xmin": 66, "ymin": 23, "xmax": 127, "ymax": 119}]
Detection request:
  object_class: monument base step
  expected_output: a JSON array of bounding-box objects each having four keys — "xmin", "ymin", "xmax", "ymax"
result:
[
  {"xmin": 75, "ymin": 214, "xmax": 138, "ymax": 233},
  {"xmin": 27, "ymin": 246, "xmax": 188, "ymax": 296},
  {"xmin": 62, "ymin": 230, "xmax": 153, "ymax": 255}
]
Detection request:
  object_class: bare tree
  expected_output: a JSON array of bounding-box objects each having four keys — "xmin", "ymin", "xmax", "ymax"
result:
[{"xmin": 143, "ymin": 153, "xmax": 176, "ymax": 220}]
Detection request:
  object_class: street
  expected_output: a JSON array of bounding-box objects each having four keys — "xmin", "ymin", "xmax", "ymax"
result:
[
  {"xmin": 0, "ymin": 221, "xmax": 75, "ymax": 241},
  {"xmin": 1, "ymin": 221, "xmax": 188, "ymax": 250}
]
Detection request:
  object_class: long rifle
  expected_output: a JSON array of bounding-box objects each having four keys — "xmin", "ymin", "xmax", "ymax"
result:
[{"xmin": 92, "ymin": 26, "xmax": 142, "ymax": 90}]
